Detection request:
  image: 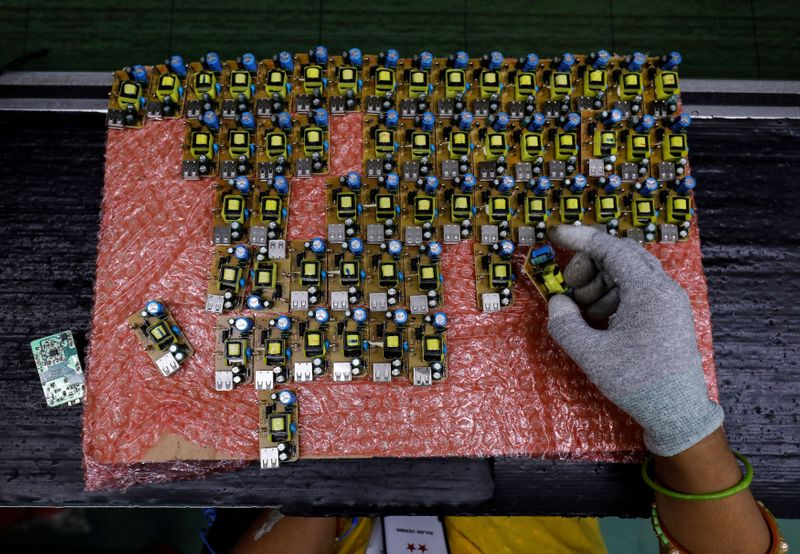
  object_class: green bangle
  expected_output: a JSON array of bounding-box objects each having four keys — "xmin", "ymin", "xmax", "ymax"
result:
[{"xmin": 641, "ymin": 451, "xmax": 754, "ymax": 501}]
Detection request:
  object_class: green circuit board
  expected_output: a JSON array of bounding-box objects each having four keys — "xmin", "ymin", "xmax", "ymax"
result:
[{"xmin": 31, "ymin": 331, "xmax": 85, "ymax": 407}]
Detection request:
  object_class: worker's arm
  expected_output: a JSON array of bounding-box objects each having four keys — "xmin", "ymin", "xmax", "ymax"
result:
[
  {"xmin": 546, "ymin": 225, "xmax": 770, "ymax": 554},
  {"xmin": 230, "ymin": 510, "xmax": 337, "ymax": 554}
]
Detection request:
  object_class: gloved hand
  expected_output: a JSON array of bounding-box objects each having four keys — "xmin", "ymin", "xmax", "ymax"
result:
[{"xmin": 546, "ymin": 225, "xmax": 723, "ymax": 457}]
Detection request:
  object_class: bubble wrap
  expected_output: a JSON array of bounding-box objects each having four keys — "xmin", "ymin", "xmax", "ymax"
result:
[{"xmin": 84, "ymin": 113, "xmax": 717, "ymax": 490}]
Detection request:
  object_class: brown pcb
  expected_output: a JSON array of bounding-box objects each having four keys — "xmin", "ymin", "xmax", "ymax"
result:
[{"xmin": 127, "ymin": 299, "xmax": 193, "ymax": 377}]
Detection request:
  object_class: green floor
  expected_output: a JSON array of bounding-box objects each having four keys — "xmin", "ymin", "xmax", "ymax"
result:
[{"xmin": 1, "ymin": 0, "xmax": 799, "ymax": 79}]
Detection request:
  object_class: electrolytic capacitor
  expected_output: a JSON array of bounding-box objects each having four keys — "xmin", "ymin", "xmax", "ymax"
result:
[
  {"xmin": 602, "ymin": 108, "xmax": 623, "ymax": 128},
  {"xmin": 313, "ymin": 45, "xmax": 329, "ymax": 65},
  {"xmin": 424, "ymin": 175, "xmax": 439, "ymax": 194},
  {"xmin": 531, "ymin": 176, "xmax": 551, "ymax": 195},
  {"xmin": 278, "ymin": 51, "xmax": 294, "ymax": 71},
  {"xmin": 566, "ymin": 173, "xmax": 588, "ymax": 194},
  {"xmin": 556, "ymin": 52, "xmax": 575, "ymax": 72},
  {"xmin": 458, "ymin": 111, "xmax": 474, "ymax": 130},
  {"xmin": 562, "ymin": 112, "xmax": 581, "ymax": 131},
  {"xmin": 240, "ymin": 111, "xmax": 256, "ymax": 130},
  {"xmin": 204, "ymin": 52, "xmax": 223, "ymax": 73},
  {"xmin": 313, "ymin": 108, "xmax": 329, "ymax": 129},
  {"xmin": 168, "ymin": 55, "xmax": 187, "ymax": 77},
  {"xmin": 202, "ymin": 110, "xmax": 220, "ymax": 131},
  {"xmin": 420, "ymin": 111, "xmax": 435, "ymax": 131},
  {"xmin": 432, "ymin": 311, "xmax": 448, "ymax": 330},
  {"xmin": 345, "ymin": 171, "xmax": 361, "ymax": 191},
  {"xmin": 639, "ymin": 177, "xmax": 659, "ymax": 196},
  {"xmin": 488, "ymin": 51, "xmax": 504, "ymax": 70},
  {"xmin": 498, "ymin": 239, "xmax": 515, "ymax": 259},
  {"xmin": 131, "ymin": 65, "xmax": 148, "ymax": 84},
  {"xmin": 670, "ymin": 113, "xmax": 692, "ymax": 133},
  {"xmin": 418, "ymin": 51, "xmax": 434, "ymax": 70},
  {"xmin": 234, "ymin": 317, "xmax": 254, "ymax": 332},
  {"xmin": 633, "ymin": 114, "xmax": 655, "ymax": 133},
  {"xmin": 309, "ymin": 237, "xmax": 326, "ymax": 255},
  {"xmin": 522, "ymin": 53, "xmax": 540, "ymax": 73},
  {"xmin": 393, "ymin": 309, "xmax": 409, "ymax": 325},
  {"xmin": 233, "ymin": 244, "xmax": 250, "ymax": 260},
  {"xmin": 460, "ymin": 173, "xmax": 477, "ymax": 193},
  {"xmin": 348, "ymin": 237, "xmax": 364, "ymax": 256},
  {"xmin": 454, "ymin": 51, "xmax": 470, "ymax": 69},
  {"xmin": 234, "ymin": 175, "xmax": 251, "ymax": 193},
  {"xmin": 314, "ymin": 307, "xmax": 330, "ymax": 324},
  {"xmin": 384, "ymin": 49, "xmax": 400, "ymax": 68},
  {"xmin": 497, "ymin": 175, "xmax": 515, "ymax": 194},
  {"xmin": 276, "ymin": 111, "xmax": 292, "ymax": 131},
  {"xmin": 427, "ymin": 241, "xmax": 443, "ymax": 261},
  {"xmin": 144, "ymin": 300, "xmax": 165, "ymax": 317},
  {"xmin": 591, "ymin": 50, "xmax": 611, "ymax": 69},
  {"xmin": 384, "ymin": 172, "xmax": 400, "ymax": 192},
  {"xmin": 351, "ymin": 307, "xmax": 368, "ymax": 325},
  {"xmin": 348, "ymin": 48, "xmax": 363, "ymax": 67},
  {"xmin": 526, "ymin": 112, "xmax": 546, "ymax": 132},
  {"xmin": 275, "ymin": 315, "xmax": 292, "ymax": 332},
  {"xmin": 387, "ymin": 239, "xmax": 403, "ymax": 258},
  {"xmin": 273, "ymin": 175, "xmax": 289, "ymax": 195},
  {"xmin": 601, "ymin": 174, "xmax": 622, "ymax": 194},
  {"xmin": 490, "ymin": 112, "xmax": 510, "ymax": 132},
  {"xmin": 278, "ymin": 390, "xmax": 296, "ymax": 406},
  {"xmin": 246, "ymin": 294, "xmax": 263, "ymax": 310},
  {"xmin": 662, "ymin": 51, "xmax": 682, "ymax": 70},
  {"xmin": 385, "ymin": 109, "xmax": 399, "ymax": 128},
  {"xmin": 675, "ymin": 175, "xmax": 696, "ymax": 195},
  {"xmin": 627, "ymin": 51, "xmax": 647, "ymax": 72},
  {"xmin": 241, "ymin": 53, "xmax": 257, "ymax": 72}
]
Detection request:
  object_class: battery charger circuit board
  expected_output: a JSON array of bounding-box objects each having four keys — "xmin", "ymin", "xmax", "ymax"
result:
[
  {"xmin": 31, "ymin": 331, "xmax": 85, "ymax": 407},
  {"xmin": 109, "ymin": 48, "xmax": 697, "ymax": 467}
]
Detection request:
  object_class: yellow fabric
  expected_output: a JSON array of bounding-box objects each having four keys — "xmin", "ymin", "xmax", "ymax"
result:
[{"xmin": 333, "ymin": 516, "xmax": 606, "ymax": 554}]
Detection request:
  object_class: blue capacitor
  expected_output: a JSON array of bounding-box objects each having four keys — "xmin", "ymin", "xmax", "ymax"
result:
[
  {"xmin": 634, "ymin": 114, "xmax": 655, "ymax": 133},
  {"xmin": 531, "ymin": 176, "xmax": 551, "ymax": 195},
  {"xmin": 454, "ymin": 51, "xmax": 470, "ymax": 69},
  {"xmin": 313, "ymin": 45, "xmax": 329, "ymax": 65},
  {"xmin": 671, "ymin": 113, "xmax": 692, "ymax": 133},
  {"xmin": 460, "ymin": 173, "xmax": 477, "ymax": 193},
  {"xmin": 352, "ymin": 307, "xmax": 368, "ymax": 324},
  {"xmin": 348, "ymin": 237, "xmax": 364, "ymax": 256},
  {"xmin": 277, "ymin": 111, "xmax": 292, "ymax": 131},
  {"xmin": 424, "ymin": 175, "xmax": 439, "ymax": 194},
  {"xmin": 345, "ymin": 171, "xmax": 361, "ymax": 191},
  {"xmin": 491, "ymin": 112, "xmax": 510, "ymax": 132},
  {"xmin": 592, "ymin": 50, "xmax": 611, "ymax": 69},
  {"xmin": 522, "ymin": 53, "xmax": 540, "ymax": 73},
  {"xmin": 310, "ymin": 237, "xmax": 326, "ymax": 255},
  {"xmin": 603, "ymin": 108, "xmax": 623, "ymax": 128},
  {"xmin": 488, "ymin": 51, "xmax": 504, "ymax": 70},
  {"xmin": 530, "ymin": 245, "xmax": 555, "ymax": 266},
  {"xmin": 313, "ymin": 108, "xmax": 329, "ymax": 129},
  {"xmin": 241, "ymin": 53, "xmax": 257, "ymax": 72},
  {"xmin": 202, "ymin": 110, "xmax": 220, "ymax": 131},
  {"xmin": 676, "ymin": 176, "xmax": 696, "ymax": 195},
  {"xmin": 234, "ymin": 317, "xmax": 254, "ymax": 332},
  {"xmin": 556, "ymin": 52, "xmax": 575, "ymax": 72},
  {"xmin": 420, "ymin": 111, "xmax": 435, "ymax": 132},
  {"xmin": 603, "ymin": 174, "xmax": 622, "ymax": 194},
  {"xmin": 663, "ymin": 51, "xmax": 682, "ymax": 70},
  {"xmin": 385, "ymin": 109, "xmax": 399, "ymax": 128},
  {"xmin": 384, "ymin": 49, "xmax": 400, "ymax": 68},
  {"xmin": 273, "ymin": 175, "xmax": 289, "ymax": 195},
  {"xmin": 240, "ymin": 111, "xmax": 255, "ymax": 130},
  {"xmin": 427, "ymin": 241, "xmax": 443, "ymax": 260},
  {"xmin": 145, "ymin": 300, "xmax": 165, "ymax": 316},
  {"xmin": 526, "ymin": 112, "xmax": 545, "ymax": 132},
  {"xmin": 233, "ymin": 244, "xmax": 250, "ymax": 260},
  {"xmin": 314, "ymin": 307, "xmax": 330, "ymax": 324},
  {"xmin": 384, "ymin": 172, "xmax": 400, "ymax": 192},
  {"xmin": 131, "ymin": 65, "xmax": 148, "ymax": 84},
  {"xmin": 278, "ymin": 390, "xmax": 296, "ymax": 406},
  {"xmin": 497, "ymin": 175, "xmax": 515, "ymax": 194},
  {"xmin": 418, "ymin": 51, "xmax": 434, "ymax": 71},
  {"xmin": 627, "ymin": 51, "xmax": 647, "ymax": 72},
  {"xmin": 432, "ymin": 311, "xmax": 448, "ymax": 330},
  {"xmin": 278, "ymin": 51, "xmax": 294, "ymax": 71},
  {"xmin": 348, "ymin": 48, "xmax": 363, "ymax": 67},
  {"xmin": 640, "ymin": 177, "xmax": 659, "ymax": 196},
  {"xmin": 387, "ymin": 239, "xmax": 403, "ymax": 257},
  {"xmin": 562, "ymin": 112, "xmax": 581, "ymax": 131},
  {"xmin": 498, "ymin": 239, "xmax": 515, "ymax": 259},
  {"xmin": 205, "ymin": 51, "xmax": 222, "ymax": 73},
  {"xmin": 234, "ymin": 175, "xmax": 252, "ymax": 193},
  {"xmin": 168, "ymin": 55, "xmax": 187, "ymax": 77},
  {"xmin": 393, "ymin": 309, "xmax": 409, "ymax": 325},
  {"xmin": 567, "ymin": 174, "xmax": 588, "ymax": 194},
  {"xmin": 459, "ymin": 111, "xmax": 474, "ymax": 131},
  {"xmin": 275, "ymin": 316, "xmax": 292, "ymax": 332},
  {"xmin": 246, "ymin": 295, "xmax": 263, "ymax": 310}
]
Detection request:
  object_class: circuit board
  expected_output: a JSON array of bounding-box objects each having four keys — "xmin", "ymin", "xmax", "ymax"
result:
[
  {"xmin": 127, "ymin": 300, "xmax": 194, "ymax": 376},
  {"xmin": 30, "ymin": 331, "xmax": 85, "ymax": 407},
  {"xmin": 258, "ymin": 389, "xmax": 300, "ymax": 469}
]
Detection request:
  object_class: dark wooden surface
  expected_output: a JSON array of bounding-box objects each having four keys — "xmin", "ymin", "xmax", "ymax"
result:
[{"xmin": 0, "ymin": 112, "xmax": 798, "ymax": 516}]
